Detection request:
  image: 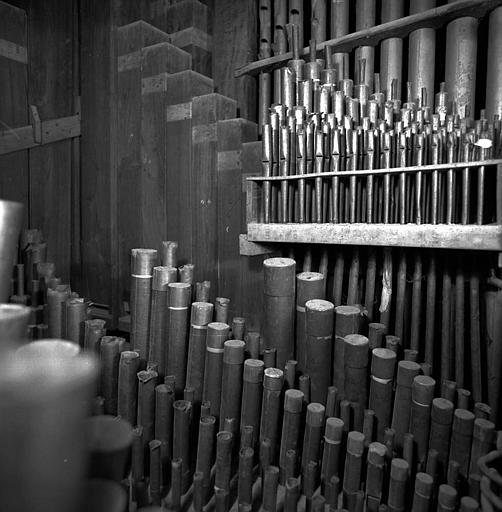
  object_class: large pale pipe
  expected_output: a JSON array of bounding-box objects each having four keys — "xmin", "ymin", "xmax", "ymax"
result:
[
  {"xmin": 0, "ymin": 303, "xmax": 30, "ymax": 349},
  {"xmin": 15, "ymin": 338, "xmax": 81, "ymax": 358},
  {"xmin": 0, "ymin": 349, "xmax": 98, "ymax": 512},
  {"xmin": 380, "ymin": 0, "xmax": 404, "ymax": 101},
  {"xmin": 330, "ymin": 0, "xmax": 349, "ymax": 78},
  {"xmin": 355, "ymin": 0, "xmax": 376, "ymax": 92},
  {"xmin": 0, "ymin": 199, "xmax": 23, "ymax": 303},
  {"xmin": 445, "ymin": 0, "xmax": 478, "ymax": 118},
  {"xmin": 408, "ymin": 0, "xmax": 436, "ymax": 106},
  {"xmin": 485, "ymin": 7, "xmax": 502, "ymax": 119}
]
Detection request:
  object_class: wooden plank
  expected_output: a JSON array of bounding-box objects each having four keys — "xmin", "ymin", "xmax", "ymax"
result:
[
  {"xmin": 170, "ymin": 27, "xmax": 212, "ymax": 77},
  {"xmin": 235, "ymin": 0, "xmax": 502, "ymax": 77},
  {"xmin": 240, "ymin": 141, "xmax": 271, "ymax": 331},
  {"xmin": 140, "ymin": 43, "xmax": 192, "ymax": 254},
  {"xmin": 163, "ymin": 71, "xmax": 214, "ymax": 266},
  {"xmin": 0, "ymin": 1, "xmax": 28, "ymax": 220},
  {"xmin": 149, "ymin": 0, "xmax": 212, "ymax": 76},
  {"xmin": 0, "ymin": 37, "xmax": 27, "ymax": 63},
  {"xmin": 28, "ymin": 0, "xmax": 76, "ymax": 283},
  {"xmin": 116, "ymin": 23, "xmax": 171, "ymax": 304},
  {"xmin": 247, "ymin": 223, "xmax": 502, "ymax": 251},
  {"xmin": 0, "ymin": 115, "xmax": 80, "ymax": 155},
  {"xmin": 216, "ymin": 118, "xmax": 257, "ymax": 317},
  {"xmin": 80, "ymin": 0, "xmax": 115, "ymax": 307},
  {"xmin": 239, "ymin": 234, "xmax": 275, "ymax": 256},
  {"xmin": 212, "ymin": 0, "xmax": 257, "ymax": 120},
  {"xmin": 191, "ymin": 93, "xmax": 236, "ymax": 288}
]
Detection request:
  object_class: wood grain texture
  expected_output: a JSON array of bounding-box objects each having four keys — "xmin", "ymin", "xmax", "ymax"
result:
[
  {"xmin": 247, "ymin": 223, "xmax": 502, "ymax": 251},
  {"xmin": 212, "ymin": 0, "xmax": 257, "ymax": 120},
  {"xmin": 191, "ymin": 93, "xmax": 236, "ymax": 286},
  {"xmin": 0, "ymin": 1, "xmax": 28, "ymax": 218},
  {"xmin": 140, "ymin": 43, "xmax": 191, "ymax": 252},
  {"xmin": 240, "ymin": 140, "xmax": 271, "ymax": 331},
  {"xmin": 116, "ymin": 22, "xmax": 170, "ymax": 304},
  {"xmin": 27, "ymin": 0, "xmax": 75, "ymax": 282},
  {"xmin": 80, "ymin": 0, "xmax": 115, "ymax": 306},
  {"xmin": 162, "ymin": 71, "xmax": 213, "ymax": 267},
  {"xmin": 216, "ymin": 118, "xmax": 257, "ymax": 316}
]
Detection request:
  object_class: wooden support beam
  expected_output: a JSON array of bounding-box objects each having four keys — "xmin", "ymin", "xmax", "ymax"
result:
[
  {"xmin": 216, "ymin": 117, "xmax": 257, "ymax": 315},
  {"xmin": 0, "ymin": 115, "xmax": 80, "ymax": 155},
  {"xmin": 0, "ymin": 1, "xmax": 28, "ymax": 222},
  {"xmin": 247, "ymin": 223, "xmax": 502, "ymax": 251},
  {"xmin": 235, "ymin": 0, "xmax": 502, "ymax": 77}
]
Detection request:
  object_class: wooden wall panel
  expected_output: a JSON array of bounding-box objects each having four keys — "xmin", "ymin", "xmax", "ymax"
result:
[
  {"xmin": 212, "ymin": 0, "xmax": 257, "ymax": 120},
  {"xmin": 27, "ymin": 0, "xmax": 75, "ymax": 282},
  {"xmin": 0, "ymin": 1, "xmax": 28, "ymax": 221}
]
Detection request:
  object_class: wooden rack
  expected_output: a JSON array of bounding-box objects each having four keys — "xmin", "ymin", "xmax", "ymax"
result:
[
  {"xmin": 235, "ymin": 0, "xmax": 502, "ymax": 77},
  {"xmin": 245, "ymin": 160, "xmax": 502, "ymax": 252}
]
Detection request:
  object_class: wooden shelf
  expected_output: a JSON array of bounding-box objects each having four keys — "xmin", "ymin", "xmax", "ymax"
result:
[
  {"xmin": 246, "ymin": 223, "xmax": 502, "ymax": 251},
  {"xmin": 235, "ymin": 0, "xmax": 502, "ymax": 77}
]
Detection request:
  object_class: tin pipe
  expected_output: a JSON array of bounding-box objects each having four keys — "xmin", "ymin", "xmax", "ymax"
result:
[
  {"xmin": 238, "ymin": 446, "xmax": 254, "ymax": 506},
  {"xmin": 240, "ymin": 359, "xmax": 264, "ymax": 449},
  {"xmin": 263, "ymin": 258, "xmax": 296, "ymax": 368},
  {"xmin": 130, "ymin": 249, "xmax": 157, "ymax": 361},
  {"xmin": 333, "ymin": 305, "xmax": 360, "ymax": 401},
  {"xmin": 410, "ymin": 376, "xmax": 436, "ymax": 471},
  {"xmin": 469, "ymin": 418, "xmax": 495, "ymax": 476},
  {"xmin": 47, "ymin": 285, "xmax": 71, "ymax": 338},
  {"xmin": 0, "ymin": 303, "xmax": 30, "ymax": 348},
  {"xmin": 186, "ymin": 302, "xmax": 214, "ymax": 409},
  {"xmin": 117, "ymin": 350, "xmax": 140, "ymax": 426},
  {"xmin": 260, "ymin": 368, "xmax": 284, "ymax": 463},
  {"xmin": 354, "ymin": 0, "xmax": 376, "ymax": 92},
  {"xmin": 437, "ymin": 484, "xmax": 457, "ymax": 512},
  {"xmin": 380, "ymin": 0, "xmax": 404, "ymax": 101},
  {"xmin": 173, "ymin": 399, "xmax": 193, "ymax": 493},
  {"xmin": 369, "ymin": 348, "xmax": 397, "ymax": 442},
  {"xmin": 0, "ymin": 200, "xmax": 23, "ymax": 302},
  {"xmin": 344, "ymin": 334, "xmax": 369, "ymax": 432},
  {"xmin": 160, "ymin": 241, "xmax": 178, "ymax": 268},
  {"xmin": 196, "ymin": 414, "xmax": 216, "ymax": 504},
  {"xmin": 279, "ymin": 389, "xmax": 304, "ymax": 484},
  {"xmin": 411, "ymin": 472, "xmax": 434, "ymax": 512},
  {"xmin": 321, "ymin": 417, "xmax": 344, "ymax": 494},
  {"xmin": 330, "ymin": 0, "xmax": 349, "ymax": 78},
  {"xmin": 388, "ymin": 458, "xmax": 409, "ymax": 512},
  {"xmin": 366, "ymin": 442, "xmax": 387, "ymax": 512},
  {"xmin": 391, "ymin": 360, "xmax": 421, "ymax": 451},
  {"xmin": 263, "ymin": 465, "xmax": 280, "ymax": 512},
  {"xmin": 220, "ymin": 340, "xmax": 245, "ymax": 433},
  {"xmin": 166, "ymin": 282, "xmax": 191, "ymax": 395},
  {"xmin": 284, "ymin": 477, "xmax": 300, "ymax": 512},
  {"xmin": 408, "ymin": 0, "xmax": 436, "ymax": 106},
  {"xmin": 445, "ymin": 0, "xmax": 478, "ymax": 118},
  {"xmin": 305, "ymin": 299, "xmax": 334, "ymax": 405},
  {"xmin": 449, "ymin": 408, "xmax": 475, "ymax": 486},
  {"xmin": 84, "ymin": 319, "xmax": 106, "ymax": 353},
  {"xmin": 485, "ymin": 7, "xmax": 502, "ymax": 119},
  {"xmin": 154, "ymin": 383, "xmax": 174, "ymax": 485},
  {"xmin": 137, "ymin": 369, "xmax": 158, "ymax": 451},
  {"xmin": 100, "ymin": 336, "xmax": 124, "ymax": 415},
  {"xmin": 342, "ymin": 431, "xmax": 365, "ymax": 509},
  {"xmin": 148, "ymin": 266, "xmax": 177, "ymax": 374},
  {"xmin": 203, "ymin": 322, "xmax": 230, "ymax": 419},
  {"xmin": 301, "ymin": 402, "xmax": 325, "ymax": 479}
]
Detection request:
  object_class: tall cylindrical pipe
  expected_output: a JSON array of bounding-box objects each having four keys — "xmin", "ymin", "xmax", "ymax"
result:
[
  {"xmin": 130, "ymin": 249, "xmax": 158, "ymax": 361},
  {"xmin": 354, "ymin": 0, "xmax": 376, "ymax": 92},
  {"xmin": 486, "ymin": 7, "xmax": 502, "ymax": 118},
  {"xmin": 263, "ymin": 258, "xmax": 296, "ymax": 368},
  {"xmin": 380, "ymin": 0, "xmax": 404, "ymax": 101},
  {"xmin": 408, "ymin": 0, "xmax": 436, "ymax": 106},
  {"xmin": 0, "ymin": 349, "xmax": 98, "ymax": 512},
  {"xmin": 0, "ymin": 200, "xmax": 23, "ymax": 303},
  {"xmin": 0, "ymin": 303, "xmax": 30, "ymax": 349},
  {"xmin": 445, "ymin": 0, "xmax": 478, "ymax": 118},
  {"xmin": 330, "ymin": 0, "xmax": 349, "ymax": 78}
]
